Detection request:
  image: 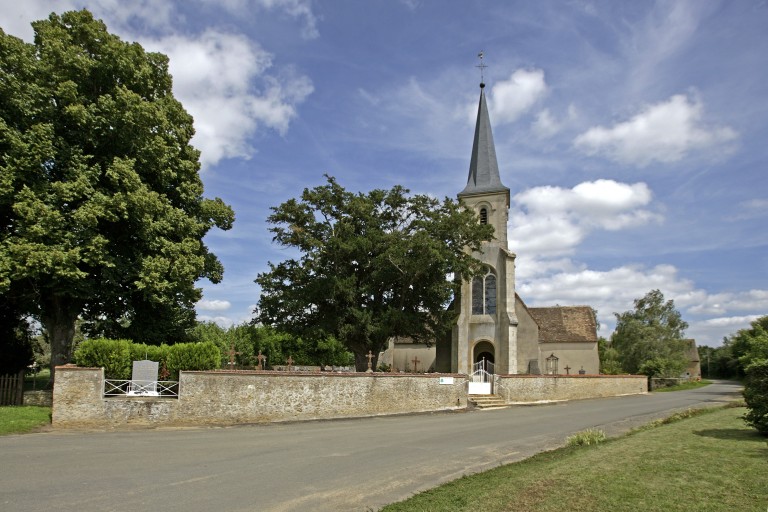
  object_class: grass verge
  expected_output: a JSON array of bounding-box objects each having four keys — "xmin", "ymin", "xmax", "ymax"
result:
[
  {"xmin": 653, "ymin": 379, "xmax": 712, "ymax": 392},
  {"xmin": 381, "ymin": 405, "xmax": 767, "ymax": 512},
  {"xmin": 0, "ymin": 406, "xmax": 51, "ymax": 435}
]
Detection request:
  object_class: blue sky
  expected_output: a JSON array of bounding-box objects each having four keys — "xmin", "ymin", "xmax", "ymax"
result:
[{"xmin": 2, "ymin": 1, "xmax": 767, "ymax": 347}]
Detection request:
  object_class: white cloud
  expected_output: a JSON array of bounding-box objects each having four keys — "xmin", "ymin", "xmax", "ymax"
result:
[
  {"xmin": 198, "ymin": 315, "xmax": 235, "ymax": 328},
  {"xmin": 730, "ymin": 198, "xmax": 768, "ymax": 221},
  {"xmin": 700, "ymin": 315, "xmax": 762, "ymax": 328},
  {"xmin": 532, "ymin": 109, "xmax": 561, "ymax": 138},
  {"xmin": 509, "ymin": 180, "xmax": 661, "ymax": 257},
  {"xmin": 625, "ymin": 1, "xmax": 719, "ymax": 96},
  {"xmin": 144, "ymin": 31, "xmax": 313, "ymax": 169},
  {"xmin": 210, "ymin": 0, "xmax": 319, "ymax": 39},
  {"xmin": 197, "ymin": 299, "xmax": 232, "ymax": 311},
  {"xmin": 488, "ymin": 69, "xmax": 548, "ymax": 125},
  {"xmin": 684, "ymin": 289, "xmax": 768, "ymax": 316},
  {"xmin": 574, "ymin": 93, "xmax": 737, "ymax": 167}
]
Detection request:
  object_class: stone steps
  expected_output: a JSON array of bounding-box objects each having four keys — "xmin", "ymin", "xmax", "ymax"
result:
[{"xmin": 468, "ymin": 394, "xmax": 508, "ymax": 409}]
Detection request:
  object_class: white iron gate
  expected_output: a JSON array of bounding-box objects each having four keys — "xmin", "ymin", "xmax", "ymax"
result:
[{"xmin": 468, "ymin": 358, "xmax": 494, "ymax": 394}]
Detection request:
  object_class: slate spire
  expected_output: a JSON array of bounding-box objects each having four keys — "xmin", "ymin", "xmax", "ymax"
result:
[{"xmin": 458, "ymin": 83, "xmax": 510, "ymax": 200}]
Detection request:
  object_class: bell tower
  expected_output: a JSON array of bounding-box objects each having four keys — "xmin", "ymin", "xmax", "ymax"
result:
[{"xmin": 447, "ymin": 73, "xmax": 519, "ymax": 376}]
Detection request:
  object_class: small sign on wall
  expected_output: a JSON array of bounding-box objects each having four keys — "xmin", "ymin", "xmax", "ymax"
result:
[{"xmin": 439, "ymin": 377, "xmax": 454, "ymax": 385}]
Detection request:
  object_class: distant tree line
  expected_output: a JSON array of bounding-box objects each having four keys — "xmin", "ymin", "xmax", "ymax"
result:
[{"xmin": 697, "ymin": 316, "xmax": 768, "ymax": 380}]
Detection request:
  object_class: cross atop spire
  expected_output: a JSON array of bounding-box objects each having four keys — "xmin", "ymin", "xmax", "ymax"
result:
[{"xmin": 476, "ymin": 51, "xmax": 487, "ymax": 87}]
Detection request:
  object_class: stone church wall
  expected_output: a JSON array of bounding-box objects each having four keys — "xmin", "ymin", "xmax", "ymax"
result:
[
  {"xmin": 514, "ymin": 300, "xmax": 540, "ymax": 373},
  {"xmin": 52, "ymin": 366, "xmax": 467, "ymax": 429},
  {"xmin": 538, "ymin": 342, "xmax": 599, "ymax": 375}
]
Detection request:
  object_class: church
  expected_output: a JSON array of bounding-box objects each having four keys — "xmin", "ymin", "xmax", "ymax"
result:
[{"xmin": 381, "ymin": 80, "xmax": 600, "ymax": 377}]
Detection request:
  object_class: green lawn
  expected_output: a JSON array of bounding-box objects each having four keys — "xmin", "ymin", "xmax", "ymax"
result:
[
  {"xmin": 382, "ymin": 406, "xmax": 768, "ymax": 512},
  {"xmin": 0, "ymin": 406, "xmax": 51, "ymax": 435}
]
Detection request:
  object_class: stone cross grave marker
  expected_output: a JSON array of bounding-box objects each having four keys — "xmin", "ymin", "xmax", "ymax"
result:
[
  {"xmin": 366, "ymin": 350, "xmax": 374, "ymax": 372},
  {"xmin": 256, "ymin": 351, "xmax": 266, "ymax": 370},
  {"xmin": 411, "ymin": 356, "xmax": 421, "ymax": 373},
  {"xmin": 286, "ymin": 355, "xmax": 294, "ymax": 371},
  {"xmin": 130, "ymin": 360, "xmax": 159, "ymax": 396},
  {"xmin": 564, "ymin": 365, "xmax": 571, "ymax": 375},
  {"xmin": 226, "ymin": 344, "xmax": 241, "ymax": 369}
]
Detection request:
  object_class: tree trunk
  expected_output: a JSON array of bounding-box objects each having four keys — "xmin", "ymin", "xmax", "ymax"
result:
[{"xmin": 40, "ymin": 295, "xmax": 79, "ymax": 384}]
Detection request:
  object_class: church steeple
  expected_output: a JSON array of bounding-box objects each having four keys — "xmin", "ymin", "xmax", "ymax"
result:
[{"xmin": 458, "ymin": 83, "xmax": 510, "ymax": 203}]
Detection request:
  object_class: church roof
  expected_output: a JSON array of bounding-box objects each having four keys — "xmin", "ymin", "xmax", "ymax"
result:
[
  {"xmin": 458, "ymin": 84, "xmax": 510, "ymax": 199},
  {"xmin": 528, "ymin": 306, "xmax": 598, "ymax": 343}
]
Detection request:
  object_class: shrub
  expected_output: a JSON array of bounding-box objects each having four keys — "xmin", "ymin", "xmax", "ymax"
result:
[
  {"xmin": 73, "ymin": 339, "xmax": 133, "ymax": 379},
  {"xmin": 743, "ymin": 359, "xmax": 768, "ymax": 436},
  {"xmin": 166, "ymin": 342, "xmax": 220, "ymax": 379},
  {"xmin": 566, "ymin": 428, "xmax": 606, "ymax": 447},
  {"xmin": 74, "ymin": 339, "xmax": 220, "ymax": 380}
]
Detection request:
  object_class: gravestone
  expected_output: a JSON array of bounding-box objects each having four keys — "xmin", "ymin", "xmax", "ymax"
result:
[{"xmin": 128, "ymin": 360, "xmax": 159, "ymax": 396}]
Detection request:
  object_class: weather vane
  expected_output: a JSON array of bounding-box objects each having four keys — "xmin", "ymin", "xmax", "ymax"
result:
[{"xmin": 476, "ymin": 51, "xmax": 487, "ymax": 85}]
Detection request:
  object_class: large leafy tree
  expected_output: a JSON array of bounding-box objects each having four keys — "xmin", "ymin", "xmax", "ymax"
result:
[
  {"xmin": 255, "ymin": 176, "xmax": 493, "ymax": 371},
  {"xmin": 611, "ymin": 289, "xmax": 689, "ymax": 376},
  {"xmin": 0, "ymin": 11, "xmax": 234, "ymax": 380},
  {"xmin": 727, "ymin": 315, "xmax": 768, "ymax": 373}
]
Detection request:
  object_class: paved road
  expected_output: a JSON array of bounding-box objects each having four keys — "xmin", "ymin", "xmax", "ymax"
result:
[{"xmin": 1, "ymin": 380, "xmax": 742, "ymax": 512}]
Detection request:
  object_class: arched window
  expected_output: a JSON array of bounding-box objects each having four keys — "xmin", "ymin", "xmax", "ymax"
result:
[
  {"xmin": 471, "ymin": 268, "xmax": 497, "ymax": 315},
  {"xmin": 479, "ymin": 207, "xmax": 488, "ymax": 225}
]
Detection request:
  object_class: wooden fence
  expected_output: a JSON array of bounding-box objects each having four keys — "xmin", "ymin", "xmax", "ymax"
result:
[{"xmin": 0, "ymin": 371, "xmax": 25, "ymax": 406}]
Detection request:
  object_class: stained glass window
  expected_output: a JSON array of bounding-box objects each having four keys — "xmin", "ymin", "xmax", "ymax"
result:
[
  {"xmin": 471, "ymin": 277, "xmax": 483, "ymax": 314},
  {"xmin": 485, "ymin": 273, "xmax": 496, "ymax": 314},
  {"xmin": 471, "ymin": 268, "xmax": 497, "ymax": 315}
]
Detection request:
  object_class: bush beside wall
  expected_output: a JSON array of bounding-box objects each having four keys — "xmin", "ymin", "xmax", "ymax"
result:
[{"xmin": 73, "ymin": 339, "xmax": 220, "ymax": 379}]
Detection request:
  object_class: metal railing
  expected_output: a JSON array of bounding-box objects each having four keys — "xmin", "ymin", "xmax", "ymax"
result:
[
  {"xmin": 471, "ymin": 359, "xmax": 495, "ymax": 380},
  {"xmin": 469, "ymin": 359, "xmax": 495, "ymax": 394},
  {"xmin": 104, "ymin": 380, "xmax": 179, "ymax": 398}
]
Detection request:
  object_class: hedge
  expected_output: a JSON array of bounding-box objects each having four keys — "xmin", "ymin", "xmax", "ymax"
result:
[
  {"xmin": 743, "ymin": 359, "xmax": 768, "ymax": 436},
  {"xmin": 73, "ymin": 338, "xmax": 220, "ymax": 380}
]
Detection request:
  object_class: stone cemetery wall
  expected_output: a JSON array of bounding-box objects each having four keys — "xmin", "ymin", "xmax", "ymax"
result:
[
  {"xmin": 649, "ymin": 377, "xmax": 685, "ymax": 391},
  {"xmin": 52, "ymin": 366, "xmax": 468, "ymax": 428},
  {"xmin": 496, "ymin": 374, "xmax": 647, "ymax": 403},
  {"xmin": 52, "ymin": 367, "xmax": 648, "ymax": 429},
  {"xmin": 23, "ymin": 390, "xmax": 53, "ymax": 406}
]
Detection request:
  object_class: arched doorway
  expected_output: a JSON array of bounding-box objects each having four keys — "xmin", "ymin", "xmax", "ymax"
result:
[
  {"xmin": 473, "ymin": 340, "xmax": 495, "ymax": 374},
  {"xmin": 469, "ymin": 341, "xmax": 496, "ymax": 395}
]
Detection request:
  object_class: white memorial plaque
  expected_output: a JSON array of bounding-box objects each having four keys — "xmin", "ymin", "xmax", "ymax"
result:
[{"xmin": 128, "ymin": 360, "xmax": 159, "ymax": 396}]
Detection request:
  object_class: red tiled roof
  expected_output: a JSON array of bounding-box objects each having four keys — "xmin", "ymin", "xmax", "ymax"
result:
[{"xmin": 527, "ymin": 306, "xmax": 598, "ymax": 343}]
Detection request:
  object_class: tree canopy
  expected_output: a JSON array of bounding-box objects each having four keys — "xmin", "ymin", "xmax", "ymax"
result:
[
  {"xmin": 0, "ymin": 10, "xmax": 234, "ymax": 379},
  {"xmin": 610, "ymin": 289, "xmax": 689, "ymax": 377},
  {"xmin": 255, "ymin": 176, "xmax": 493, "ymax": 371}
]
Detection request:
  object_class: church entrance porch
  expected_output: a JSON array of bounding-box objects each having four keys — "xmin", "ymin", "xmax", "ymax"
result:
[{"xmin": 469, "ymin": 341, "xmax": 495, "ymax": 394}]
